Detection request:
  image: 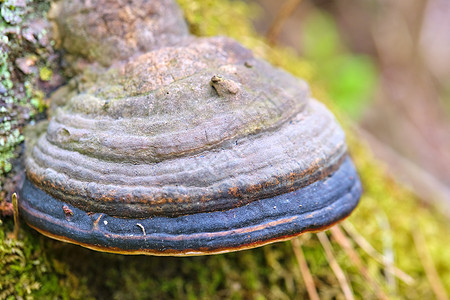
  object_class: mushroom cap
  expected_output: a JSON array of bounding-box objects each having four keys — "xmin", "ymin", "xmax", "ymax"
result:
[{"xmin": 19, "ymin": 1, "xmax": 361, "ymax": 256}]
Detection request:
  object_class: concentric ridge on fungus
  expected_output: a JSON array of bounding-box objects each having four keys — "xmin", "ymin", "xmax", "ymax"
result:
[{"xmin": 19, "ymin": 0, "xmax": 362, "ymax": 255}]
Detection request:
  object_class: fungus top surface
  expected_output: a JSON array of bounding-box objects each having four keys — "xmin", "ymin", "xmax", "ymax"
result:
[
  {"xmin": 25, "ymin": 0, "xmax": 348, "ymax": 218},
  {"xmin": 47, "ymin": 37, "xmax": 310, "ymax": 163}
]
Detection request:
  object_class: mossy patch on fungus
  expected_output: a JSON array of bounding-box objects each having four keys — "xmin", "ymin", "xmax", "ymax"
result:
[{"xmin": 0, "ymin": 0, "xmax": 449, "ymax": 299}]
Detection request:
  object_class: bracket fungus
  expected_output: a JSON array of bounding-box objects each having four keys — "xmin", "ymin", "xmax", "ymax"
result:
[{"xmin": 19, "ymin": 0, "xmax": 362, "ymax": 256}]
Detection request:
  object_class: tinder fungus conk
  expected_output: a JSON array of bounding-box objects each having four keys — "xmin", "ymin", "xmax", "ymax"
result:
[{"xmin": 19, "ymin": 0, "xmax": 362, "ymax": 255}]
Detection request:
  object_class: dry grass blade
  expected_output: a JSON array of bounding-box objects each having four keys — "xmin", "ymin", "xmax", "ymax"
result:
[
  {"xmin": 342, "ymin": 221, "xmax": 415, "ymax": 285},
  {"xmin": 291, "ymin": 238, "xmax": 320, "ymax": 300},
  {"xmin": 317, "ymin": 232, "xmax": 354, "ymax": 300},
  {"xmin": 12, "ymin": 193, "xmax": 19, "ymax": 240},
  {"xmin": 412, "ymin": 223, "xmax": 449, "ymax": 300},
  {"xmin": 330, "ymin": 225, "xmax": 388, "ymax": 300},
  {"xmin": 266, "ymin": 0, "xmax": 303, "ymax": 45},
  {"xmin": 376, "ymin": 213, "xmax": 396, "ymax": 293}
]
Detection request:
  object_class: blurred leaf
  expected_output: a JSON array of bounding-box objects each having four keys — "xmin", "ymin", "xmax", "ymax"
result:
[
  {"xmin": 302, "ymin": 11, "xmax": 342, "ymax": 60},
  {"xmin": 300, "ymin": 10, "xmax": 378, "ymax": 120},
  {"xmin": 327, "ymin": 56, "xmax": 377, "ymax": 119}
]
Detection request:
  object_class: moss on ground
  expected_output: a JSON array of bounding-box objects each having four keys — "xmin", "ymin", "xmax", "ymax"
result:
[
  {"xmin": 0, "ymin": 0, "xmax": 449, "ymax": 299},
  {"xmin": 0, "ymin": 220, "xmax": 91, "ymax": 299}
]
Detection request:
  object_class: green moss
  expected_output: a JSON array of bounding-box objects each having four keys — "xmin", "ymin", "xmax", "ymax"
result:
[
  {"xmin": 346, "ymin": 134, "xmax": 450, "ymax": 298},
  {"xmin": 0, "ymin": 222, "xmax": 92, "ymax": 299},
  {"xmin": 0, "ymin": 0, "xmax": 449, "ymax": 299},
  {"xmin": 39, "ymin": 66, "xmax": 52, "ymax": 81}
]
